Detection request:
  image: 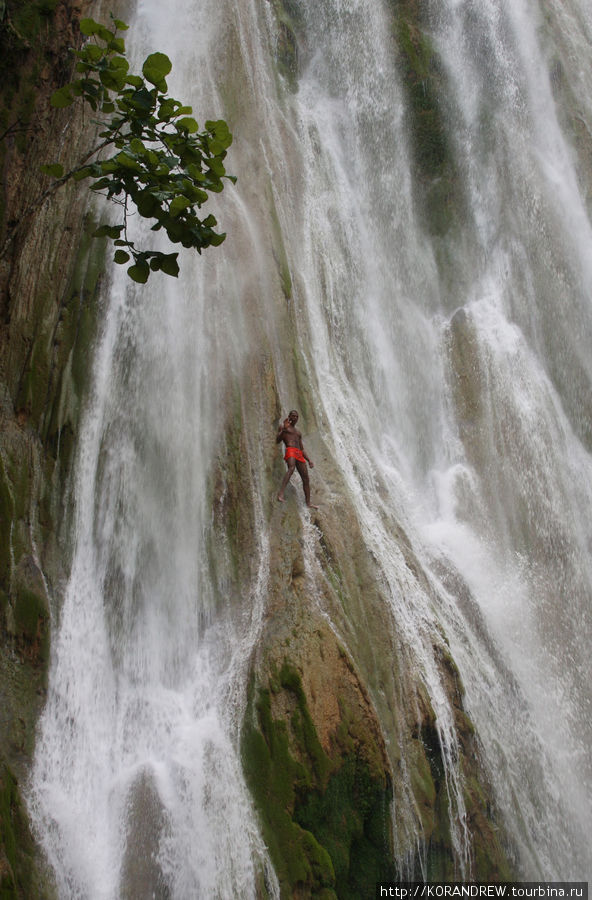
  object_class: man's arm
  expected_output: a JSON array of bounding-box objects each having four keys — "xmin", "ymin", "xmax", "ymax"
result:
[
  {"xmin": 299, "ymin": 435, "xmax": 314, "ymax": 468},
  {"xmin": 276, "ymin": 418, "xmax": 289, "ymax": 443}
]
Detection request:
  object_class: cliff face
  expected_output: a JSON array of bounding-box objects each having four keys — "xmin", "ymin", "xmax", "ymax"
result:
[
  {"xmin": 212, "ymin": 402, "xmax": 514, "ymax": 893},
  {"xmin": 0, "ymin": 0, "xmax": 522, "ymax": 895},
  {"xmin": 0, "ymin": 1, "xmax": 106, "ymax": 894},
  {"xmin": 217, "ymin": 1, "xmax": 516, "ymax": 888}
]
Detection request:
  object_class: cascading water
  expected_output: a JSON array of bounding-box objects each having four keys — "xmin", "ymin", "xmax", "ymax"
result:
[
  {"xmin": 28, "ymin": 2, "xmax": 281, "ymax": 896},
  {"xmin": 29, "ymin": 0, "xmax": 592, "ymax": 893}
]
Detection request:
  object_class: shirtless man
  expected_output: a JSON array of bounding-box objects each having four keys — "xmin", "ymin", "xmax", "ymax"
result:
[{"xmin": 276, "ymin": 410, "xmax": 318, "ymax": 509}]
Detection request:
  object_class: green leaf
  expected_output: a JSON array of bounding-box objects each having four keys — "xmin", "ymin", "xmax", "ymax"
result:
[
  {"xmin": 113, "ymin": 250, "xmax": 130, "ymax": 264},
  {"xmin": 187, "ymin": 164, "xmax": 206, "ymax": 182},
  {"xmin": 40, "ymin": 163, "xmax": 64, "ymax": 178},
  {"xmin": 128, "ymin": 261, "xmax": 150, "ymax": 283},
  {"xmin": 73, "ymin": 166, "xmax": 95, "ymax": 181},
  {"xmin": 142, "ymin": 52, "xmax": 172, "ymax": 86},
  {"xmin": 136, "ymin": 192, "xmax": 158, "ymax": 217},
  {"xmin": 126, "ymin": 75, "xmax": 144, "ymax": 87},
  {"xmin": 129, "ymin": 138, "xmax": 146, "ymax": 155},
  {"xmin": 88, "ymin": 177, "xmax": 112, "ymax": 191},
  {"xmin": 93, "ymin": 224, "xmax": 124, "ymax": 239},
  {"xmin": 186, "ymin": 186, "xmax": 208, "ymax": 204},
  {"xmin": 205, "ymin": 119, "xmax": 232, "ymax": 149},
  {"xmin": 158, "ymin": 99, "xmax": 176, "ymax": 121},
  {"xmin": 169, "ymin": 195, "xmax": 191, "ymax": 217},
  {"xmin": 160, "ymin": 253, "xmax": 180, "ymax": 277},
  {"xmin": 129, "ymin": 87, "xmax": 155, "ymax": 112},
  {"xmin": 108, "ymin": 37, "xmax": 125, "ymax": 53},
  {"xmin": 208, "ymin": 158, "xmax": 226, "ymax": 177},
  {"xmin": 100, "ymin": 69, "xmax": 126, "ymax": 91},
  {"xmin": 79, "ymin": 17, "xmax": 101, "ymax": 35},
  {"xmin": 110, "ymin": 56, "xmax": 129, "ymax": 72},
  {"xmin": 84, "ymin": 44, "xmax": 104, "ymax": 61},
  {"xmin": 97, "ymin": 24, "xmax": 115, "ymax": 43},
  {"xmin": 111, "ymin": 17, "xmax": 129, "ymax": 30},
  {"xmin": 115, "ymin": 150, "xmax": 143, "ymax": 172},
  {"xmin": 177, "ymin": 116, "xmax": 199, "ymax": 133},
  {"xmin": 50, "ymin": 86, "xmax": 73, "ymax": 108}
]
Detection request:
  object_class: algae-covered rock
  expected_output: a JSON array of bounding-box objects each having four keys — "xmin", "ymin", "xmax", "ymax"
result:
[
  {"xmin": 268, "ymin": 0, "xmax": 307, "ymax": 92},
  {"xmin": 387, "ymin": 0, "xmax": 464, "ymax": 237},
  {"xmin": 243, "ymin": 642, "xmax": 395, "ymax": 898},
  {"xmin": 224, "ymin": 391, "xmax": 516, "ymax": 885},
  {"xmin": 0, "ymin": 1, "xmax": 108, "ymax": 891},
  {"xmin": 0, "ymin": 762, "xmax": 54, "ymax": 899}
]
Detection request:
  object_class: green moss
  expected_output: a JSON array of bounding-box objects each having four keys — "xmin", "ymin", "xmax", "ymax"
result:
[
  {"xmin": 268, "ymin": 186, "xmax": 292, "ymax": 300},
  {"xmin": 315, "ymin": 525, "xmax": 350, "ymax": 610},
  {"xmin": 242, "ymin": 665, "xmax": 395, "ymax": 898},
  {"xmin": 208, "ymin": 392, "xmax": 258, "ymax": 594},
  {"xmin": 15, "ymin": 214, "xmax": 106, "ymax": 441},
  {"xmin": 280, "ymin": 663, "xmax": 332, "ymax": 789},
  {"xmin": 12, "ymin": 585, "xmax": 45, "ymax": 642},
  {"xmin": 295, "ymin": 754, "xmax": 393, "ymax": 899},
  {"xmin": 269, "ymin": 0, "xmax": 305, "ymax": 92},
  {"xmin": 0, "ymin": 763, "xmax": 45, "ymax": 899},
  {"xmin": 0, "ymin": 462, "xmax": 15, "ymax": 593},
  {"xmin": 291, "ymin": 348, "xmax": 314, "ymax": 426},
  {"xmin": 0, "ymin": 0, "xmax": 76, "ymax": 236},
  {"xmin": 409, "ymin": 742, "xmax": 436, "ymax": 835},
  {"xmin": 388, "ymin": 0, "xmax": 464, "ymax": 236},
  {"xmin": 242, "ymin": 689, "xmax": 333, "ymax": 895}
]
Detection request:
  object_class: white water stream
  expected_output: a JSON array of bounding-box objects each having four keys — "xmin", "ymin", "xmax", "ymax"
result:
[{"xmin": 30, "ymin": 0, "xmax": 592, "ymax": 893}]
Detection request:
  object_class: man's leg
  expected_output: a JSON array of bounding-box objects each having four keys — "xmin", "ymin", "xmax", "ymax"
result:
[
  {"xmin": 277, "ymin": 461, "xmax": 296, "ymax": 501},
  {"xmin": 296, "ymin": 460, "xmax": 318, "ymax": 509}
]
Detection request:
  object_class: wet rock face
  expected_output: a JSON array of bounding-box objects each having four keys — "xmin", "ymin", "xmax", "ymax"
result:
[
  {"xmin": 242, "ymin": 608, "xmax": 396, "ymax": 898},
  {"xmin": 223, "ymin": 393, "xmax": 515, "ymax": 888},
  {"xmin": 0, "ymin": 2, "xmax": 108, "ymax": 895},
  {"xmin": 386, "ymin": 0, "xmax": 465, "ymax": 238},
  {"xmin": 445, "ymin": 307, "xmax": 487, "ymax": 465},
  {"xmin": 120, "ymin": 770, "xmax": 169, "ymax": 900}
]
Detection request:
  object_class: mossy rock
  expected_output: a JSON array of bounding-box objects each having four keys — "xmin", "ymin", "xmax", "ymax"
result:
[
  {"xmin": 0, "ymin": 762, "xmax": 49, "ymax": 899},
  {"xmin": 269, "ymin": 0, "xmax": 305, "ymax": 92},
  {"xmin": 389, "ymin": 0, "xmax": 464, "ymax": 236},
  {"xmin": 0, "ymin": 461, "xmax": 15, "ymax": 592},
  {"xmin": 242, "ymin": 663, "xmax": 395, "ymax": 898}
]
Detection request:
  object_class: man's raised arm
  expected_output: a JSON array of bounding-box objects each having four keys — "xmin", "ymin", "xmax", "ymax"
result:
[{"xmin": 276, "ymin": 419, "xmax": 288, "ymax": 443}]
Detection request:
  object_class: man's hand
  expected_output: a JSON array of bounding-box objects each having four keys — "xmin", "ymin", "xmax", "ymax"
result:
[{"xmin": 308, "ymin": 460, "xmax": 314, "ymax": 468}]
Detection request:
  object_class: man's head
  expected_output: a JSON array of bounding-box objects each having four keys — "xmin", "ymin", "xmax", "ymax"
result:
[{"xmin": 288, "ymin": 410, "xmax": 299, "ymax": 424}]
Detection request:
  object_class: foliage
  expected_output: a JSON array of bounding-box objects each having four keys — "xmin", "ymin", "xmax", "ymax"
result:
[{"xmin": 42, "ymin": 15, "xmax": 235, "ymax": 282}]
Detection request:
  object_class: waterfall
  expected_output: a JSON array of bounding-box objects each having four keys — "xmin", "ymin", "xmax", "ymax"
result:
[{"xmin": 29, "ymin": 0, "xmax": 591, "ymax": 893}]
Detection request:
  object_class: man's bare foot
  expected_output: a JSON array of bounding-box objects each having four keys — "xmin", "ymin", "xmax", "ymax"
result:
[
  {"xmin": 307, "ymin": 503, "xmax": 319, "ymax": 510},
  {"xmin": 277, "ymin": 494, "xmax": 286, "ymax": 502}
]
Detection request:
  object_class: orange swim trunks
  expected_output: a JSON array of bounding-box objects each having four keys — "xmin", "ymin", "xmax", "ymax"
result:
[{"xmin": 284, "ymin": 447, "xmax": 306, "ymax": 464}]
